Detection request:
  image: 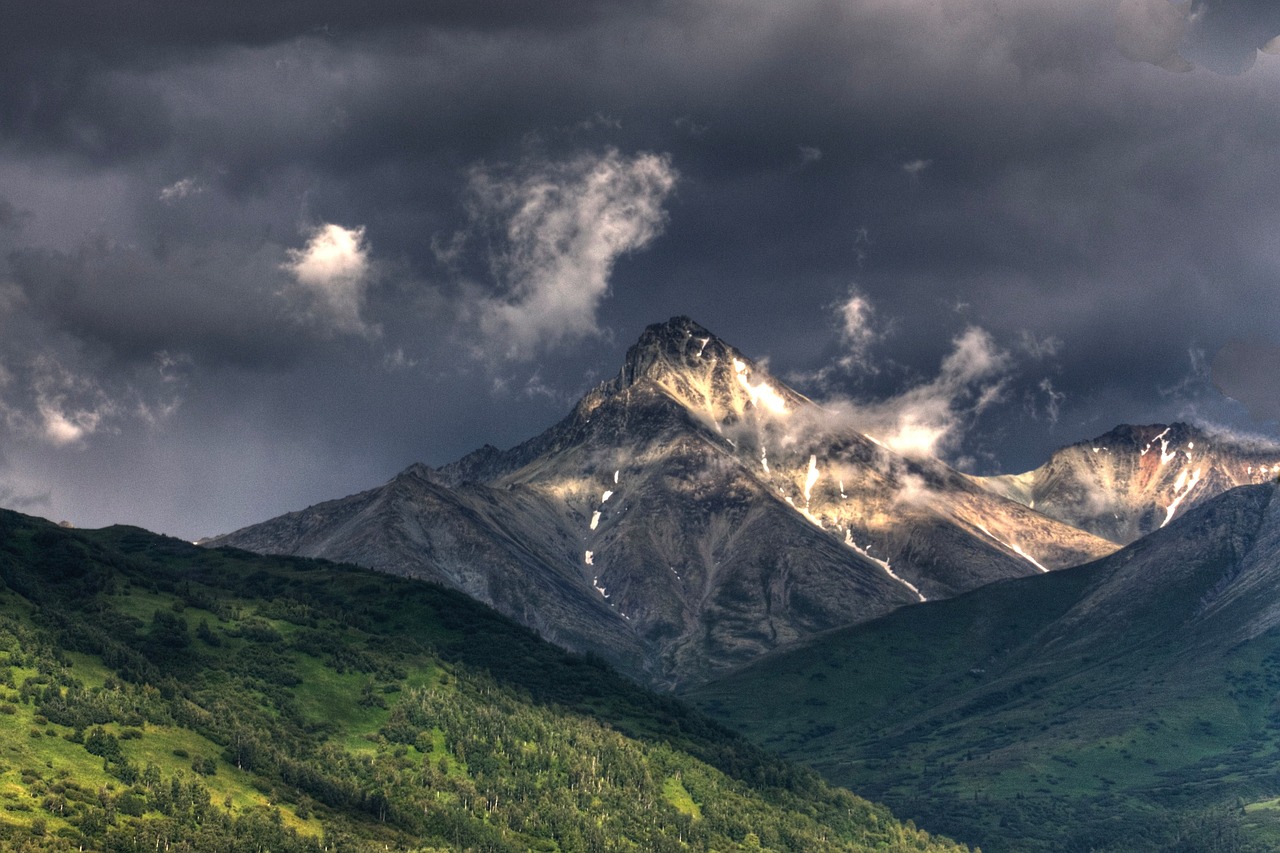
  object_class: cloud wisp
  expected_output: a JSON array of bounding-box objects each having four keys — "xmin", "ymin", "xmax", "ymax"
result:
[
  {"xmin": 466, "ymin": 148, "xmax": 678, "ymax": 360},
  {"xmin": 812, "ymin": 326, "xmax": 1014, "ymax": 463}
]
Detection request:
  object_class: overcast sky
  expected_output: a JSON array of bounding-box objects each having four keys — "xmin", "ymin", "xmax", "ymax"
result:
[{"xmin": 2, "ymin": 0, "xmax": 1280, "ymax": 539}]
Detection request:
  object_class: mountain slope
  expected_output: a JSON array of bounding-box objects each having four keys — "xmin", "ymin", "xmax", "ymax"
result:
[
  {"xmin": 976, "ymin": 422, "xmax": 1280, "ymax": 544},
  {"xmin": 0, "ymin": 507, "xmax": 967, "ymax": 852},
  {"xmin": 689, "ymin": 482, "xmax": 1280, "ymax": 852},
  {"xmin": 212, "ymin": 317, "xmax": 1115, "ymax": 688}
]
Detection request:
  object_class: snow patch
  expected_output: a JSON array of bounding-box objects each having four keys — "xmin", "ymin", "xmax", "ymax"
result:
[
  {"xmin": 601, "ymin": 490, "xmax": 613, "ymax": 503},
  {"xmin": 590, "ymin": 511, "xmax": 602, "ymax": 531},
  {"xmin": 974, "ymin": 524, "xmax": 1048, "ymax": 573},
  {"xmin": 696, "ymin": 337, "xmax": 710, "ymax": 357},
  {"xmin": 803, "ymin": 455, "xmax": 820, "ymax": 504},
  {"xmin": 844, "ymin": 529, "xmax": 925, "ymax": 602},
  {"xmin": 585, "ymin": 551, "xmax": 594, "ymax": 566},
  {"xmin": 1161, "ymin": 467, "xmax": 1202, "ymax": 528},
  {"xmin": 592, "ymin": 575, "xmax": 608, "ymax": 597},
  {"xmin": 1008, "ymin": 542, "xmax": 1049, "ymax": 573},
  {"xmin": 614, "ymin": 470, "xmax": 620, "ymax": 484}
]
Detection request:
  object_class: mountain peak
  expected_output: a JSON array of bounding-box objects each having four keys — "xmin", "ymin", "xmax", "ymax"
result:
[
  {"xmin": 608, "ymin": 316, "xmax": 808, "ymax": 423},
  {"xmin": 619, "ymin": 316, "xmax": 722, "ymax": 385}
]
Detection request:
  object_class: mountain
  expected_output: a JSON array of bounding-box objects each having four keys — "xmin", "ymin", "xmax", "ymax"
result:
[
  {"xmin": 210, "ymin": 317, "xmax": 1114, "ymax": 688},
  {"xmin": 976, "ymin": 421, "xmax": 1280, "ymax": 544},
  {"xmin": 0, "ymin": 507, "xmax": 968, "ymax": 852},
  {"xmin": 689, "ymin": 482, "xmax": 1280, "ymax": 852}
]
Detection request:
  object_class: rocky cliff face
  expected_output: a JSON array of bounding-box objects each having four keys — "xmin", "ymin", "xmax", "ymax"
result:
[
  {"xmin": 210, "ymin": 317, "xmax": 1115, "ymax": 688},
  {"xmin": 976, "ymin": 422, "xmax": 1280, "ymax": 545}
]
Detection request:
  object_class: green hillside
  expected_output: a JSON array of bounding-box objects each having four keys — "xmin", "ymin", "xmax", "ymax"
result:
[
  {"xmin": 0, "ymin": 508, "xmax": 965, "ymax": 852},
  {"xmin": 689, "ymin": 487, "xmax": 1280, "ymax": 852}
]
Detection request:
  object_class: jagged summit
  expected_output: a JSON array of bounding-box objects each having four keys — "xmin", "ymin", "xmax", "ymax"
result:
[
  {"xmin": 606, "ymin": 316, "xmax": 809, "ymax": 425},
  {"xmin": 617, "ymin": 316, "xmax": 736, "ymax": 392}
]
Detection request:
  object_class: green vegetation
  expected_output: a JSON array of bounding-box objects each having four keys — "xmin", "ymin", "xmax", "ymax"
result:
[
  {"xmin": 0, "ymin": 508, "xmax": 966, "ymax": 851},
  {"xmin": 690, "ymin": 560, "xmax": 1280, "ymax": 852}
]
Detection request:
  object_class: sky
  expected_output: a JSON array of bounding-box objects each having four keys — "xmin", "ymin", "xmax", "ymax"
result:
[{"xmin": 2, "ymin": 0, "xmax": 1280, "ymax": 540}]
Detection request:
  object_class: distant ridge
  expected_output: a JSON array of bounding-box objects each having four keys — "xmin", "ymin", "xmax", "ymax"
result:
[{"xmin": 976, "ymin": 421, "xmax": 1280, "ymax": 543}]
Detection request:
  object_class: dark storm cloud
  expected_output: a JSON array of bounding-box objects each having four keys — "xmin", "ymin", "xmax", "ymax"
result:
[
  {"xmin": 1212, "ymin": 340, "xmax": 1280, "ymax": 425},
  {"xmin": 1, "ymin": 0, "xmax": 1279, "ymax": 535},
  {"xmin": 0, "ymin": 0, "xmax": 643, "ymax": 53}
]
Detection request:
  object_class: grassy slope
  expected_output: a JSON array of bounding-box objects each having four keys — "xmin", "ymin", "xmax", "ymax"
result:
[
  {"xmin": 0, "ymin": 508, "xmax": 966, "ymax": 852},
  {"xmin": 689, "ymin": 561, "xmax": 1280, "ymax": 853}
]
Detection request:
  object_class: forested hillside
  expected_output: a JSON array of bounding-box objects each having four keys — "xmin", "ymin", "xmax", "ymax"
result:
[{"xmin": 0, "ymin": 509, "xmax": 965, "ymax": 851}]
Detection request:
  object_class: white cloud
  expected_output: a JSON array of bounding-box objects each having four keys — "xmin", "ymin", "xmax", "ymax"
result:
[
  {"xmin": 1037, "ymin": 377, "xmax": 1066, "ymax": 425},
  {"xmin": 158, "ymin": 177, "xmax": 206, "ymax": 203},
  {"xmin": 849, "ymin": 325, "xmax": 1008, "ymax": 458},
  {"xmin": 836, "ymin": 289, "xmax": 880, "ymax": 371},
  {"xmin": 29, "ymin": 356, "xmax": 119, "ymax": 447},
  {"xmin": 282, "ymin": 223, "xmax": 376, "ymax": 337},
  {"xmin": 797, "ymin": 325, "xmax": 1014, "ymax": 461},
  {"xmin": 788, "ymin": 287, "xmax": 885, "ymax": 390},
  {"xmin": 468, "ymin": 148, "xmax": 677, "ymax": 360},
  {"xmin": 902, "ymin": 159, "xmax": 933, "ymax": 179}
]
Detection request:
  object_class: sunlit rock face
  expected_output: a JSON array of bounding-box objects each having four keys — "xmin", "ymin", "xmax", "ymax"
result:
[
  {"xmin": 976, "ymin": 423, "xmax": 1280, "ymax": 546},
  {"xmin": 210, "ymin": 317, "xmax": 1114, "ymax": 689}
]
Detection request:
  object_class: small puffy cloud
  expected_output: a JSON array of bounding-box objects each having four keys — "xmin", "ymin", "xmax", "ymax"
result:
[
  {"xmin": 468, "ymin": 148, "xmax": 677, "ymax": 360},
  {"xmin": 158, "ymin": 177, "xmax": 206, "ymax": 203},
  {"xmin": 282, "ymin": 223, "xmax": 376, "ymax": 337},
  {"xmin": 902, "ymin": 159, "xmax": 932, "ymax": 180}
]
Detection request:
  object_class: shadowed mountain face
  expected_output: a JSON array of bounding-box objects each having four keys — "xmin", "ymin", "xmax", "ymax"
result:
[
  {"xmin": 976, "ymin": 422, "xmax": 1280, "ymax": 545},
  {"xmin": 210, "ymin": 317, "xmax": 1114, "ymax": 688},
  {"xmin": 689, "ymin": 483, "xmax": 1280, "ymax": 852}
]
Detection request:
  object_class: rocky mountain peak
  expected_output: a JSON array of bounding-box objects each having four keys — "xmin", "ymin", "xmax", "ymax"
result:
[
  {"xmin": 610, "ymin": 316, "xmax": 808, "ymax": 424},
  {"xmin": 618, "ymin": 316, "xmax": 726, "ymax": 386}
]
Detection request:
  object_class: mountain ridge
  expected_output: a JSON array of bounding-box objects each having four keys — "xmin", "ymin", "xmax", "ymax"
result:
[
  {"xmin": 975, "ymin": 421, "xmax": 1280, "ymax": 544},
  {"xmin": 210, "ymin": 317, "xmax": 1115, "ymax": 688}
]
